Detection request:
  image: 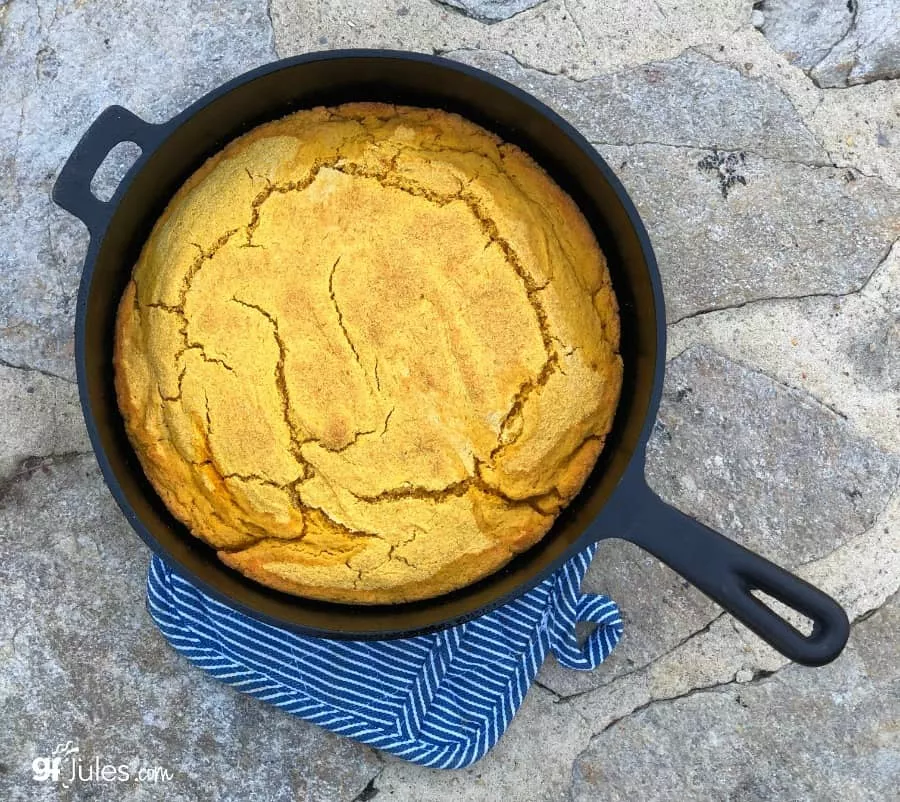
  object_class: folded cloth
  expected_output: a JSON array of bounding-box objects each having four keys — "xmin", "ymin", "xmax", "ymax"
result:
[{"xmin": 146, "ymin": 544, "xmax": 622, "ymax": 769}]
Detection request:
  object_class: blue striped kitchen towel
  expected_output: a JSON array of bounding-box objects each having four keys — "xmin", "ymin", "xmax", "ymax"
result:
[{"xmin": 146, "ymin": 544, "xmax": 621, "ymax": 769}]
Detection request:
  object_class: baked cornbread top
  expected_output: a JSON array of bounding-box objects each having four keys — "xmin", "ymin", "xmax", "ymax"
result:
[{"xmin": 114, "ymin": 103, "xmax": 622, "ymax": 603}]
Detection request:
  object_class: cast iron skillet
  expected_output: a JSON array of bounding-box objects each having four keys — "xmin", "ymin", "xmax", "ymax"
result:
[{"xmin": 53, "ymin": 51, "xmax": 850, "ymax": 665}]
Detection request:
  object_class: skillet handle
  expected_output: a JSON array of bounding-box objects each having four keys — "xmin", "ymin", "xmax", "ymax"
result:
[
  {"xmin": 53, "ymin": 105, "xmax": 161, "ymax": 234},
  {"xmin": 619, "ymin": 482, "xmax": 849, "ymax": 667}
]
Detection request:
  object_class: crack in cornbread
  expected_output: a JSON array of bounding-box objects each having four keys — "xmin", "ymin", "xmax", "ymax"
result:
[{"xmin": 114, "ymin": 103, "xmax": 623, "ymax": 603}]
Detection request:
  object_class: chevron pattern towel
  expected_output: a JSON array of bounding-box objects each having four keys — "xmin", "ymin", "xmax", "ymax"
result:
[{"xmin": 146, "ymin": 544, "xmax": 622, "ymax": 769}]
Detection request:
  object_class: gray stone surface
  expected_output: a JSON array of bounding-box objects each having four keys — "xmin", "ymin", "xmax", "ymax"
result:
[
  {"xmin": 670, "ymin": 240, "xmax": 900, "ymax": 452},
  {"xmin": 572, "ymin": 590, "xmax": 900, "ymax": 802},
  {"xmin": 0, "ymin": 456, "xmax": 381, "ymax": 802},
  {"xmin": 756, "ymin": 0, "xmax": 857, "ymax": 72},
  {"xmin": 436, "ymin": 0, "xmax": 543, "ymax": 23},
  {"xmin": 0, "ymin": 0, "xmax": 275, "ymax": 380},
  {"xmin": 646, "ymin": 346, "xmax": 900, "ymax": 566},
  {"xmin": 596, "ymin": 143, "xmax": 900, "ymax": 320},
  {"xmin": 0, "ymin": 365, "xmax": 88, "ymax": 480},
  {"xmin": 808, "ymin": 77, "xmax": 900, "ymax": 188},
  {"xmin": 693, "ymin": 26, "xmax": 900, "ymax": 188},
  {"xmin": 449, "ymin": 49, "xmax": 824, "ymax": 161},
  {"xmin": 3, "ymin": 0, "xmax": 900, "ymax": 799},
  {"xmin": 271, "ymin": 0, "xmax": 747, "ymax": 80},
  {"xmin": 757, "ymin": 0, "xmax": 900, "ymax": 88}
]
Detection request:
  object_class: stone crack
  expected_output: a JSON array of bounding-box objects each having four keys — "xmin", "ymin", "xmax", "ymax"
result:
[
  {"xmin": 590, "ymin": 139, "xmax": 834, "ymax": 170},
  {"xmin": 805, "ymin": 0, "xmax": 858, "ymax": 83},
  {"xmin": 670, "ymin": 235, "xmax": 899, "ymax": 325},
  {"xmin": 0, "ymin": 451, "xmax": 94, "ymax": 503},
  {"xmin": 0, "ymin": 357, "xmax": 74, "ymax": 384}
]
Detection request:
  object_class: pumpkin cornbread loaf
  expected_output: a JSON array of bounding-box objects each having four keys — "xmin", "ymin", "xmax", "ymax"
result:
[{"xmin": 114, "ymin": 103, "xmax": 622, "ymax": 603}]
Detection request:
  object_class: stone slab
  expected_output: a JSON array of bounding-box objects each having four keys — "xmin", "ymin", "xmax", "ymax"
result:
[
  {"xmin": 270, "ymin": 0, "xmax": 747, "ymax": 80},
  {"xmin": 572, "ymin": 591, "xmax": 900, "ymax": 801},
  {"xmin": 670, "ymin": 241, "xmax": 900, "ymax": 452},
  {"xmin": 595, "ymin": 144, "xmax": 900, "ymax": 320},
  {"xmin": 435, "ymin": 0, "xmax": 543, "ymax": 23},
  {"xmin": 0, "ymin": 366, "xmax": 88, "ymax": 481},
  {"xmin": 756, "ymin": 0, "xmax": 900, "ymax": 88},
  {"xmin": 0, "ymin": 456, "xmax": 381, "ymax": 801},
  {"xmin": 448, "ymin": 49, "xmax": 824, "ymax": 161},
  {"xmin": 646, "ymin": 346, "xmax": 900, "ymax": 566}
]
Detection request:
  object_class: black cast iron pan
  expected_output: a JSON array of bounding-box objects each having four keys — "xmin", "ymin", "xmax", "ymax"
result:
[{"xmin": 53, "ymin": 51, "xmax": 850, "ymax": 666}]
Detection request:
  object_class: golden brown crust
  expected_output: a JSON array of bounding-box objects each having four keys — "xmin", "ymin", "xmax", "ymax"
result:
[{"xmin": 114, "ymin": 103, "xmax": 622, "ymax": 604}]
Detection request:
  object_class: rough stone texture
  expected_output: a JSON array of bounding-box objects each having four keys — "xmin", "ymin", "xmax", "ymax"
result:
[
  {"xmin": 436, "ymin": 0, "xmax": 544, "ymax": 23},
  {"xmin": 3, "ymin": 0, "xmax": 900, "ymax": 799},
  {"xmin": 568, "ymin": 482, "xmax": 900, "ymax": 720},
  {"xmin": 756, "ymin": 0, "xmax": 858, "ymax": 72},
  {"xmin": 271, "ymin": 0, "xmax": 747, "ymax": 80},
  {"xmin": 572, "ymin": 591, "xmax": 900, "ymax": 802},
  {"xmin": 695, "ymin": 27, "xmax": 900, "ymax": 188},
  {"xmin": 0, "ymin": 0, "xmax": 276, "ymax": 380},
  {"xmin": 0, "ymin": 456, "xmax": 381, "ymax": 802},
  {"xmin": 538, "ymin": 343, "xmax": 900, "ymax": 699},
  {"xmin": 595, "ymin": 143, "xmax": 900, "ymax": 320},
  {"xmin": 449, "ymin": 49, "xmax": 825, "ymax": 161},
  {"xmin": 646, "ymin": 346, "xmax": 900, "ymax": 566},
  {"xmin": 0, "ymin": 365, "xmax": 88, "ymax": 479},
  {"xmin": 757, "ymin": 0, "xmax": 900, "ymax": 88},
  {"xmin": 670, "ymin": 241, "xmax": 900, "ymax": 452},
  {"xmin": 808, "ymin": 79, "xmax": 900, "ymax": 188},
  {"xmin": 695, "ymin": 26, "xmax": 825, "ymax": 119}
]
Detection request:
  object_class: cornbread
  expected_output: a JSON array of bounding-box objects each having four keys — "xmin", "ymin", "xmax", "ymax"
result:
[{"xmin": 114, "ymin": 103, "xmax": 623, "ymax": 604}]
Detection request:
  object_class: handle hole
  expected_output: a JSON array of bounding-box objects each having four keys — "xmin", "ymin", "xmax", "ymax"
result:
[
  {"xmin": 90, "ymin": 141, "xmax": 142, "ymax": 202},
  {"xmin": 750, "ymin": 589, "xmax": 814, "ymax": 636}
]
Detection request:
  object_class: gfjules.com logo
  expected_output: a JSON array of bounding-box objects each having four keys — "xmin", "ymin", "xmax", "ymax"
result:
[{"xmin": 32, "ymin": 742, "xmax": 173, "ymax": 788}]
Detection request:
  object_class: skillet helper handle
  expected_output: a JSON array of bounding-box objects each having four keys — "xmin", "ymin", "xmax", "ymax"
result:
[
  {"xmin": 624, "ymin": 485, "xmax": 849, "ymax": 667},
  {"xmin": 53, "ymin": 105, "xmax": 159, "ymax": 234}
]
